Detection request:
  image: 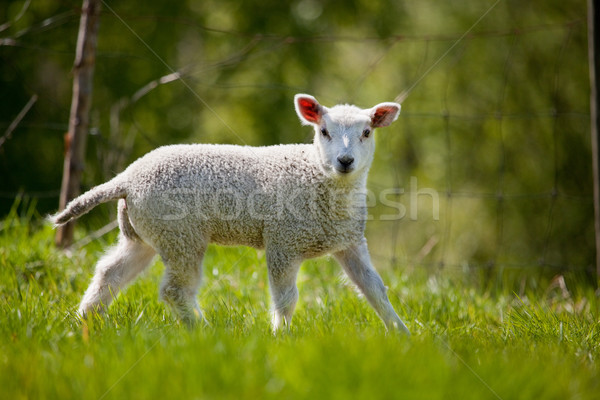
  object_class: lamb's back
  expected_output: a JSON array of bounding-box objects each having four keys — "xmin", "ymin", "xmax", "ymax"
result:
[{"xmin": 124, "ymin": 143, "xmax": 319, "ymax": 192}]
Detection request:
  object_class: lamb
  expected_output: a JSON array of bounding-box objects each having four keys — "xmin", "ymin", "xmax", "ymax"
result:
[{"xmin": 50, "ymin": 94, "xmax": 410, "ymax": 335}]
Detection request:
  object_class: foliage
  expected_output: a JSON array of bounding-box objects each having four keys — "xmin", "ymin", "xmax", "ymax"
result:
[
  {"xmin": 1, "ymin": 211, "xmax": 599, "ymax": 399},
  {"xmin": 0, "ymin": 1, "xmax": 594, "ymax": 277}
]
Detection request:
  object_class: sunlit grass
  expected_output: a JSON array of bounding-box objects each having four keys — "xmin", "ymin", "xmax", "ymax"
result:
[{"xmin": 1, "ymin": 209, "xmax": 599, "ymax": 399}]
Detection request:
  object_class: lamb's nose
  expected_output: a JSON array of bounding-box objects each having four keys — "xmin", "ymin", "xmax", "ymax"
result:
[{"xmin": 337, "ymin": 155, "xmax": 354, "ymax": 168}]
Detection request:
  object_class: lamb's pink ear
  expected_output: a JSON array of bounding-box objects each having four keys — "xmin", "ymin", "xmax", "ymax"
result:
[
  {"xmin": 370, "ymin": 102, "xmax": 401, "ymax": 127},
  {"xmin": 295, "ymin": 94, "xmax": 323, "ymax": 125}
]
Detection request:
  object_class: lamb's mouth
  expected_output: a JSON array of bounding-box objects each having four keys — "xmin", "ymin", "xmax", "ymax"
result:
[{"xmin": 334, "ymin": 165, "xmax": 354, "ymax": 175}]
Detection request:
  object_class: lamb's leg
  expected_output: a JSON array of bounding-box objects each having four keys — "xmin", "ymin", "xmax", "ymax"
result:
[
  {"xmin": 159, "ymin": 248, "xmax": 206, "ymax": 326},
  {"xmin": 266, "ymin": 250, "xmax": 301, "ymax": 332},
  {"xmin": 79, "ymin": 235, "xmax": 156, "ymax": 317},
  {"xmin": 334, "ymin": 239, "xmax": 410, "ymax": 335}
]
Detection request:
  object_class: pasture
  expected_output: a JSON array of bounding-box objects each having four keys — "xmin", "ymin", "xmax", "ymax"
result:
[{"xmin": 1, "ymin": 208, "xmax": 598, "ymax": 400}]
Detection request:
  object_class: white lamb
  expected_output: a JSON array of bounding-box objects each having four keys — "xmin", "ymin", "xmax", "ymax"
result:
[{"xmin": 50, "ymin": 94, "xmax": 410, "ymax": 335}]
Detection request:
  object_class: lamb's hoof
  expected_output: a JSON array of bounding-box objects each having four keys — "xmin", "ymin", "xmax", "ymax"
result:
[
  {"xmin": 180, "ymin": 309, "xmax": 210, "ymax": 329},
  {"xmin": 388, "ymin": 320, "xmax": 411, "ymax": 337},
  {"xmin": 78, "ymin": 303, "xmax": 106, "ymax": 321}
]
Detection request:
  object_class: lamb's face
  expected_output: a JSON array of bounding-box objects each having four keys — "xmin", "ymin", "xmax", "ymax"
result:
[
  {"xmin": 294, "ymin": 94, "xmax": 401, "ymax": 179},
  {"xmin": 315, "ymin": 106, "xmax": 374, "ymax": 176}
]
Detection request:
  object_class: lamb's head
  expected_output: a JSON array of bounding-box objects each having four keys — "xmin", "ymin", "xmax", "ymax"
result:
[{"xmin": 294, "ymin": 94, "xmax": 401, "ymax": 178}]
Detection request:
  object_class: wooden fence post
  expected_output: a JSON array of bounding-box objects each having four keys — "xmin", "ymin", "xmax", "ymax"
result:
[
  {"xmin": 588, "ymin": 0, "xmax": 600, "ymax": 282},
  {"xmin": 55, "ymin": 0, "xmax": 101, "ymax": 247}
]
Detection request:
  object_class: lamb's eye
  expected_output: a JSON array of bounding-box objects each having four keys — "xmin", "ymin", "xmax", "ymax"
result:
[
  {"xmin": 320, "ymin": 128, "xmax": 329, "ymax": 138},
  {"xmin": 362, "ymin": 128, "xmax": 371, "ymax": 138}
]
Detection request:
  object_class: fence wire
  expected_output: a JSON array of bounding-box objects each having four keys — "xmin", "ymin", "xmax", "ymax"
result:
[{"xmin": 0, "ymin": 4, "xmax": 594, "ymax": 280}]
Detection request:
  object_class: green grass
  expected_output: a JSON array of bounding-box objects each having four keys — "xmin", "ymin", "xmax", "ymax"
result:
[{"xmin": 1, "ymin": 208, "xmax": 599, "ymax": 399}]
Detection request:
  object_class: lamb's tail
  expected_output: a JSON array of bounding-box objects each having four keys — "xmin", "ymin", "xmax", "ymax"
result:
[{"xmin": 49, "ymin": 177, "xmax": 127, "ymax": 227}]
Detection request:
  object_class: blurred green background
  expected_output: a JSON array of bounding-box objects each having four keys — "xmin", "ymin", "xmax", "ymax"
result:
[{"xmin": 0, "ymin": 0, "xmax": 594, "ymax": 284}]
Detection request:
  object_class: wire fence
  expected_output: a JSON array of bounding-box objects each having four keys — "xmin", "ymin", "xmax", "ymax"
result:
[{"xmin": 0, "ymin": 2, "xmax": 594, "ymax": 281}]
